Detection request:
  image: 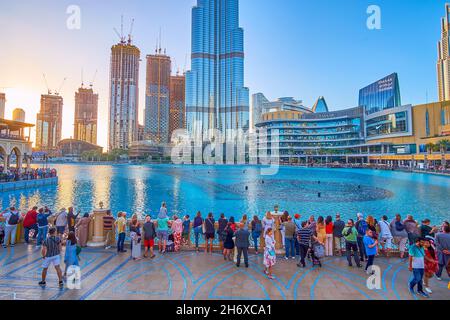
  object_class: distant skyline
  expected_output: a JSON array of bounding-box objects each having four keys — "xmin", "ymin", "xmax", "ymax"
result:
[{"xmin": 0, "ymin": 0, "xmax": 446, "ymax": 149}]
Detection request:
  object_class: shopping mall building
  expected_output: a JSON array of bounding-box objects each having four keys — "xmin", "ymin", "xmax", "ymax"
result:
[{"xmin": 253, "ymin": 73, "xmax": 450, "ymax": 167}]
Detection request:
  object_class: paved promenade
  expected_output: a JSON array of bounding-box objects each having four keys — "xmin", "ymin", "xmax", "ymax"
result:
[{"xmin": 0, "ymin": 245, "xmax": 448, "ymax": 300}]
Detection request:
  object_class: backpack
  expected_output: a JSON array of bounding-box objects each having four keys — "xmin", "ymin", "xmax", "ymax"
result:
[
  {"xmin": 8, "ymin": 212, "xmax": 19, "ymax": 225},
  {"xmin": 357, "ymin": 220, "xmax": 367, "ymax": 236}
]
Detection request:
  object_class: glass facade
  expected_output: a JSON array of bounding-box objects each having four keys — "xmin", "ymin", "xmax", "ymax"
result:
[
  {"xmin": 359, "ymin": 73, "xmax": 401, "ymax": 115},
  {"xmin": 255, "ymin": 107, "xmax": 366, "ymax": 158},
  {"xmin": 366, "ymin": 111, "xmax": 409, "ymax": 138},
  {"xmin": 186, "ymin": 0, "xmax": 249, "ymax": 141}
]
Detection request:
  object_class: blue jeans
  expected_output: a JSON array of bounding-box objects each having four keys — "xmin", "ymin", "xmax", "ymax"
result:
[
  {"xmin": 252, "ymin": 231, "xmax": 261, "ymax": 252},
  {"xmin": 409, "ymin": 268, "xmax": 424, "ymax": 292},
  {"xmin": 37, "ymin": 225, "xmax": 48, "ymax": 245},
  {"xmin": 117, "ymin": 232, "xmax": 126, "ymax": 252},
  {"xmin": 285, "ymin": 237, "xmax": 295, "ymax": 258},
  {"xmin": 24, "ymin": 223, "xmax": 38, "ymax": 243},
  {"xmin": 194, "ymin": 226, "xmax": 202, "ymax": 248}
]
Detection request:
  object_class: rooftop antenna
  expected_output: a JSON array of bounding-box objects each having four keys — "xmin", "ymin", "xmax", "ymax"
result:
[
  {"xmin": 90, "ymin": 69, "xmax": 98, "ymax": 88},
  {"xmin": 42, "ymin": 74, "xmax": 51, "ymax": 95},
  {"xmin": 81, "ymin": 68, "xmax": 84, "ymax": 88}
]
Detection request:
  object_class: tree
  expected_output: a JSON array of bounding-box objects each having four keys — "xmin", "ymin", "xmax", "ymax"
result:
[{"xmin": 438, "ymin": 139, "xmax": 450, "ymax": 167}]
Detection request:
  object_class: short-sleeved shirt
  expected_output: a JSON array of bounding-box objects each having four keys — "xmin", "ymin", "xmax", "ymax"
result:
[
  {"xmin": 408, "ymin": 245, "xmax": 425, "ymax": 269},
  {"xmin": 116, "ymin": 217, "xmax": 127, "ymax": 233},
  {"xmin": 103, "ymin": 216, "xmax": 115, "ymax": 231},
  {"xmin": 297, "ymin": 228, "xmax": 312, "ymax": 246},
  {"xmin": 204, "ymin": 218, "xmax": 215, "ymax": 234},
  {"xmin": 157, "ymin": 217, "xmax": 169, "ymax": 231},
  {"xmin": 182, "ymin": 220, "xmax": 191, "ymax": 234},
  {"xmin": 43, "ymin": 236, "xmax": 61, "ymax": 258},
  {"xmin": 363, "ymin": 235, "xmax": 377, "ymax": 256},
  {"xmin": 333, "ymin": 220, "xmax": 345, "ymax": 237}
]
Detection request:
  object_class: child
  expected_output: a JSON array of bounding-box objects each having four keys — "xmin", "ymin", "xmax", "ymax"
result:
[{"xmin": 182, "ymin": 215, "xmax": 191, "ymax": 245}]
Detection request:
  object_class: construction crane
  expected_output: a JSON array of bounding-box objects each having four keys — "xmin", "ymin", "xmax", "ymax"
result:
[
  {"xmin": 55, "ymin": 77, "xmax": 67, "ymax": 95},
  {"xmin": 42, "ymin": 74, "xmax": 52, "ymax": 95},
  {"xmin": 127, "ymin": 18, "xmax": 134, "ymax": 44},
  {"xmin": 42, "ymin": 74, "xmax": 66, "ymax": 96}
]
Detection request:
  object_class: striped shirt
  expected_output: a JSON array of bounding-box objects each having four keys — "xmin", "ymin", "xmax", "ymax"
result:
[
  {"xmin": 103, "ymin": 216, "xmax": 115, "ymax": 231},
  {"xmin": 297, "ymin": 228, "xmax": 312, "ymax": 246},
  {"xmin": 43, "ymin": 236, "xmax": 61, "ymax": 258}
]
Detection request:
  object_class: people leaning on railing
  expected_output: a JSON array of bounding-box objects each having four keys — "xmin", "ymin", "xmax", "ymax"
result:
[{"xmin": 0, "ymin": 167, "xmax": 57, "ymax": 182}]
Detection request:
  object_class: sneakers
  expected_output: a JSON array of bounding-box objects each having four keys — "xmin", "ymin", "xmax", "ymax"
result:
[
  {"xmin": 435, "ymin": 277, "xmax": 442, "ymax": 281},
  {"xmin": 284, "ymin": 257, "xmax": 289, "ymax": 260},
  {"xmin": 105, "ymin": 246, "xmax": 111, "ymax": 250},
  {"xmin": 291, "ymin": 257, "xmax": 296, "ymax": 260},
  {"xmin": 408, "ymin": 287, "xmax": 416, "ymax": 296},
  {"xmin": 38, "ymin": 281, "xmax": 46, "ymax": 287},
  {"xmin": 417, "ymin": 291, "xmax": 429, "ymax": 298},
  {"xmin": 424, "ymin": 287, "xmax": 433, "ymax": 294}
]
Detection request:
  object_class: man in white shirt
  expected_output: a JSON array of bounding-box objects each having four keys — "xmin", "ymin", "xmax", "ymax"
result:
[{"xmin": 379, "ymin": 215, "xmax": 393, "ymax": 256}]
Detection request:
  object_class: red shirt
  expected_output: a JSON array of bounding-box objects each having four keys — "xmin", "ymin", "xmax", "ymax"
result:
[
  {"xmin": 23, "ymin": 210, "xmax": 38, "ymax": 227},
  {"xmin": 325, "ymin": 222, "xmax": 334, "ymax": 234}
]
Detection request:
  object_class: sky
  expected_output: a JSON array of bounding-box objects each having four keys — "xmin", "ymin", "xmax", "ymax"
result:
[{"xmin": 0, "ymin": 0, "xmax": 446, "ymax": 149}]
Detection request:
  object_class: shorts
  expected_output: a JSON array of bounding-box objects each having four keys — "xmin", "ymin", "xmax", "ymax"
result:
[
  {"xmin": 157, "ymin": 231, "xmax": 168, "ymax": 241},
  {"xmin": 205, "ymin": 233, "xmax": 215, "ymax": 240},
  {"xmin": 380, "ymin": 236, "xmax": 393, "ymax": 249},
  {"xmin": 144, "ymin": 239, "xmax": 154, "ymax": 248},
  {"xmin": 56, "ymin": 226, "xmax": 65, "ymax": 234},
  {"xmin": 42, "ymin": 255, "xmax": 61, "ymax": 268}
]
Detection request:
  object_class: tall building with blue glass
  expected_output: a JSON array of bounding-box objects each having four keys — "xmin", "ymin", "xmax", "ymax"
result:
[
  {"xmin": 358, "ymin": 73, "xmax": 401, "ymax": 115},
  {"xmin": 186, "ymin": 0, "xmax": 249, "ymax": 141}
]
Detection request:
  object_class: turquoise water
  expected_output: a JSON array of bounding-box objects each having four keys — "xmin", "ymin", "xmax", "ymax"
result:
[{"xmin": 1, "ymin": 164, "xmax": 449, "ymax": 223}]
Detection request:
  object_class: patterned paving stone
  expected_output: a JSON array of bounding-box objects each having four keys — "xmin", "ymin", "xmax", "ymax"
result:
[{"xmin": 0, "ymin": 245, "xmax": 448, "ymax": 300}]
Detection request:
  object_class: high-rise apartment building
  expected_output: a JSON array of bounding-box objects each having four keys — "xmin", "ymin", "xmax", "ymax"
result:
[
  {"xmin": 144, "ymin": 51, "xmax": 171, "ymax": 144},
  {"xmin": 74, "ymin": 86, "xmax": 98, "ymax": 145},
  {"xmin": 0, "ymin": 93, "xmax": 5, "ymax": 119},
  {"xmin": 36, "ymin": 94, "xmax": 63, "ymax": 152},
  {"xmin": 186, "ymin": 0, "xmax": 249, "ymax": 141},
  {"xmin": 437, "ymin": 3, "xmax": 450, "ymax": 102},
  {"xmin": 169, "ymin": 73, "xmax": 186, "ymax": 140},
  {"xmin": 108, "ymin": 37, "xmax": 140, "ymax": 150}
]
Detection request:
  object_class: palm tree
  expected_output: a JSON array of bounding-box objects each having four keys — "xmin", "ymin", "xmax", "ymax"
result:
[
  {"xmin": 438, "ymin": 139, "xmax": 450, "ymax": 167},
  {"xmin": 424, "ymin": 143, "xmax": 435, "ymax": 169}
]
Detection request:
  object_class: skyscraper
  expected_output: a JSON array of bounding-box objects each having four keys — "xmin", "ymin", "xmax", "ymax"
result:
[
  {"xmin": 108, "ymin": 37, "xmax": 140, "ymax": 151},
  {"xmin": 251, "ymin": 93, "xmax": 269, "ymax": 129},
  {"xmin": 36, "ymin": 94, "xmax": 63, "ymax": 153},
  {"xmin": 0, "ymin": 92, "xmax": 5, "ymax": 119},
  {"xmin": 186, "ymin": 0, "xmax": 249, "ymax": 141},
  {"xmin": 74, "ymin": 86, "xmax": 98, "ymax": 145},
  {"xmin": 144, "ymin": 51, "xmax": 171, "ymax": 144},
  {"xmin": 437, "ymin": 4, "xmax": 450, "ymax": 102},
  {"xmin": 169, "ymin": 73, "xmax": 186, "ymax": 140}
]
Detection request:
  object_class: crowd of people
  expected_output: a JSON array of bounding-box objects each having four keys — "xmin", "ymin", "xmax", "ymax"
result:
[
  {"xmin": 0, "ymin": 203, "xmax": 449, "ymax": 298},
  {"xmin": 0, "ymin": 167, "xmax": 57, "ymax": 183}
]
